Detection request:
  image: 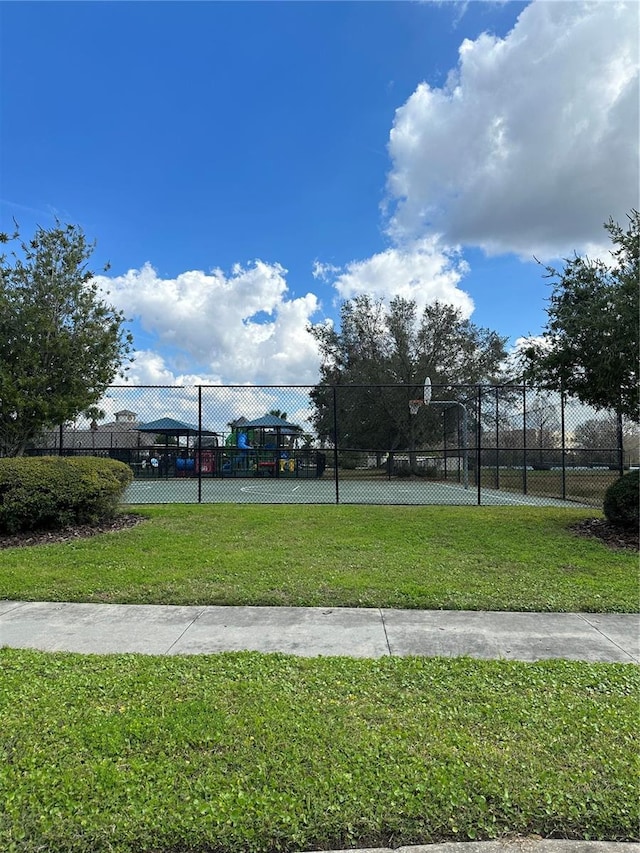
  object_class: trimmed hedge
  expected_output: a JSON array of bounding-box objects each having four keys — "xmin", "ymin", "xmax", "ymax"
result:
[
  {"xmin": 603, "ymin": 469, "xmax": 639, "ymax": 529},
  {"xmin": 0, "ymin": 456, "xmax": 133, "ymax": 534}
]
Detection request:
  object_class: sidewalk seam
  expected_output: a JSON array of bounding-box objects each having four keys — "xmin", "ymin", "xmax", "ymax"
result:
[
  {"xmin": 576, "ymin": 613, "xmax": 639, "ymax": 663},
  {"xmin": 379, "ymin": 608, "xmax": 392, "ymax": 656},
  {"xmin": 164, "ymin": 606, "xmax": 208, "ymax": 654},
  {"xmin": 0, "ymin": 600, "xmax": 30, "ymax": 617}
]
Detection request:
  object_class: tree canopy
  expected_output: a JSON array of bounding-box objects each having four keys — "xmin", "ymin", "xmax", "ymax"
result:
[
  {"xmin": 573, "ymin": 413, "xmax": 639, "ymax": 451},
  {"xmin": 0, "ymin": 222, "xmax": 133, "ymax": 455},
  {"xmin": 520, "ymin": 210, "xmax": 639, "ymax": 422},
  {"xmin": 307, "ymin": 295, "xmax": 507, "ymax": 451}
]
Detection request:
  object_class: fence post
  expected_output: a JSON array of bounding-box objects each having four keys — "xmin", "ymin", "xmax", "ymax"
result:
[
  {"xmin": 332, "ymin": 386, "xmax": 340, "ymax": 504},
  {"xmin": 456, "ymin": 409, "xmax": 461, "ymax": 484},
  {"xmin": 198, "ymin": 385, "xmax": 202, "ymax": 504},
  {"xmin": 617, "ymin": 409, "xmax": 624, "ymax": 477},
  {"xmin": 560, "ymin": 389, "xmax": 567, "ymax": 501},
  {"xmin": 443, "ymin": 413, "xmax": 448, "ymax": 481},
  {"xmin": 476, "ymin": 386, "xmax": 482, "ymax": 505},
  {"xmin": 495, "ymin": 387, "xmax": 500, "ymax": 490},
  {"xmin": 522, "ymin": 386, "xmax": 528, "ymax": 495}
]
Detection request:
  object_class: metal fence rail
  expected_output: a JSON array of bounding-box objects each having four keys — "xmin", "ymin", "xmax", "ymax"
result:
[{"xmin": 19, "ymin": 384, "xmax": 638, "ymax": 507}]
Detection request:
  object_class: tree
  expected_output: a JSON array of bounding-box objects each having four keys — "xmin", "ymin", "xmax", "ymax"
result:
[
  {"xmin": 525, "ymin": 392, "xmax": 561, "ymax": 467},
  {"xmin": 574, "ymin": 414, "xmax": 621, "ymax": 451},
  {"xmin": 0, "ymin": 222, "xmax": 133, "ymax": 455},
  {"xmin": 520, "ymin": 211, "xmax": 639, "ymax": 422},
  {"xmin": 308, "ymin": 296, "xmax": 507, "ymax": 456},
  {"xmin": 572, "ymin": 412, "xmax": 639, "ymax": 467}
]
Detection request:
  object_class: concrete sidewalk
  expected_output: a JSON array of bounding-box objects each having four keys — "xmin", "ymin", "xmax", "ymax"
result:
[
  {"xmin": 307, "ymin": 843, "xmax": 639, "ymax": 853},
  {"xmin": 2, "ymin": 604, "xmax": 638, "ymax": 853},
  {"xmin": 1, "ymin": 600, "xmax": 638, "ymax": 662}
]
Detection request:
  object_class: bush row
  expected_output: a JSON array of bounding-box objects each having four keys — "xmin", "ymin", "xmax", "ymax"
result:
[{"xmin": 0, "ymin": 456, "xmax": 133, "ymax": 534}]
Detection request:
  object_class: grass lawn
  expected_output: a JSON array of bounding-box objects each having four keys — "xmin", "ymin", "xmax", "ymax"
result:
[
  {"xmin": 2, "ymin": 505, "xmax": 638, "ymax": 852},
  {"xmin": 477, "ymin": 468, "xmax": 623, "ymax": 505},
  {"xmin": 0, "ymin": 504, "xmax": 637, "ymax": 612},
  {"xmin": 340, "ymin": 466, "xmax": 624, "ymax": 506},
  {"xmin": 1, "ymin": 649, "xmax": 638, "ymax": 853}
]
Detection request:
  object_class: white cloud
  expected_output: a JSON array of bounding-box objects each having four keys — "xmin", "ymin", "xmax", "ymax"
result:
[
  {"xmin": 387, "ymin": 0, "xmax": 639, "ymax": 259},
  {"xmin": 312, "ymin": 260, "xmax": 341, "ymax": 281},
  {"xmin": 329, "ymin": 237, "xmax": 474, "ymax": 316},
  {"xmin": 95, "ymin": 262, "xmax": 322, "ymax": 386},
  {"xmin": 122, "ymin": 350, "xmax": 213, "ymax": 387}
]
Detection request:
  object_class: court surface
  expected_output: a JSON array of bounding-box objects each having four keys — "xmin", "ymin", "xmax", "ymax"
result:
[{"xmin": 124, "ymin": 477, "xmax": 587, "ymax": 507}]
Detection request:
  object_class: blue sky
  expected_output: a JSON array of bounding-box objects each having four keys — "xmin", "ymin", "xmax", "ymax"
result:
[{"xmin": 1, "ymin": 0, "xmax": 638, "ymax": 394}]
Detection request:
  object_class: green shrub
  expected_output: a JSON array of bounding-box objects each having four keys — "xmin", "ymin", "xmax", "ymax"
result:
[
  {"xmin": 338, "ymin": 451, "xmax": 360, "ymax": 470},
  {"xmin": 603, "ymin": 469, "xmax": 639, "ymax": 529},
  {"xmin": 394, "ymin": 462, "xmax": 412, "ymax": 478},
  {"xmin": 395, "ymin": 463, "xmax": 436, "ymax": 478},
  {"xmin": 0, "ymin": 456, "xmax": 133, "ymax": 534}
]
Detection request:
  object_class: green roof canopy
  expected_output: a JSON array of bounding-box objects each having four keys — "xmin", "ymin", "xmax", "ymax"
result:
[
  {"xmin": 240, "ymin": 414, "xmax": 302, "ymax": 433},
  {"xmin": 137, "ymin": 417, "xmax": 218, "ymax": 436}
]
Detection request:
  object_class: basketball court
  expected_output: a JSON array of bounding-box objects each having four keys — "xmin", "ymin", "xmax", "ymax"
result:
[
  {"xmin": 123, "ymin": 477, "xmax": 586, "ymax": 507},
  {"xmin": 119, "ymin": 379, "xmax": 599, "ymax": 509}
]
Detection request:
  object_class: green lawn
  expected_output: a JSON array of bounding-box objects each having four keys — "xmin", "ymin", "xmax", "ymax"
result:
[
  {"xmin": 1, "ymin": 649, "xmax": 638, "ymax": 853},
  {"xmin": 324, "ymin": 466, "xmax": 624, "ymax": 505},
  {"xmin": 2, "ymin": 505, "xmax": 638, "ymax": 852},
  {"xmin": 0, "ymin": 504, "xmax": 637, "ymax": 612},
  {"xmin": 477, "ymin": 467, "xmax": 622, "ymax": 505}
]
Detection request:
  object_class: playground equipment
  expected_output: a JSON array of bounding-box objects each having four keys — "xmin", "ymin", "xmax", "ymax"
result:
[
  {"xmin": 175, "ymin": 457, "xmax": 195, "ymax": 476},
  {"xmin": 220, "ymin": 414, "xmax": 304, "ymax": 478},
  {"xmin": 237, "ymin": 432, "xmax": 251, "ymax": 450},
  {"xmin": 195, "ymin": 450, "xmax": 215, "ymax": 475}
]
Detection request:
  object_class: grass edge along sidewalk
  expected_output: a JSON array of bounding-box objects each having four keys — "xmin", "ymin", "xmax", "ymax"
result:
[
  {"xmin": 1, "ymin": 650, "xmax": 638, "ymax": 853},
  {"xmin": 0, "ymin": 504, "xmax": 637, "ymax": 613}
]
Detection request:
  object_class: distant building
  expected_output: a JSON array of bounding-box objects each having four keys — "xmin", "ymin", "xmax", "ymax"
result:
[
  {"xmin": 112, "ymin": 410, "xmax": 137, "ymax": 424},
  {"xmin": 33, "ymin": 411, "xmax": 144, "ymax": 453}
]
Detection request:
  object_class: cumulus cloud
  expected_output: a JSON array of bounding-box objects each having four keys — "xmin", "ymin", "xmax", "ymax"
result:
[
  {"xmin": 95, "ymin": 262, "xmax": 322, "ymax": 386},
  {"xmin": 386, "ymin": 0, "xmax": 639, "ymax": 258},
  {"xmin": 121, "ymin": 350, "xmax": 213, "ymax": 388},
  {"xmin": 329, "ymin": 237, "xmax": 474, "ymax": 316}
]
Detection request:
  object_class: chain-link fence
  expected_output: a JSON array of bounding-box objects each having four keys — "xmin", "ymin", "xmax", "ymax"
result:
[{"xmin": 21, "ymin": 384, "xmax": 638, "ymax": 507}]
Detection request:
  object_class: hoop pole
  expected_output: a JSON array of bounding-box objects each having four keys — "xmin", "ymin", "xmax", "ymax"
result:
[{"xmin": 412, "ymin": 396, "xmax": 469, "ymax": 489}]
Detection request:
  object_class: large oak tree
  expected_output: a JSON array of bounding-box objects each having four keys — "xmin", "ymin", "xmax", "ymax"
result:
[{"xmin": 308, "ymin": 295, "xmax": 507, "ymax": 453}]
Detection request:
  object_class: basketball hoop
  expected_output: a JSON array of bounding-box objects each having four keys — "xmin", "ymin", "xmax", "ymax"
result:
[{"xmin": 409, "ymin": 399, "xmax": 423, "ymax": 416}]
